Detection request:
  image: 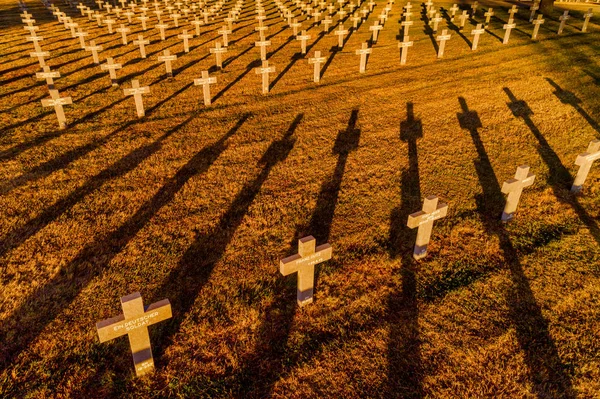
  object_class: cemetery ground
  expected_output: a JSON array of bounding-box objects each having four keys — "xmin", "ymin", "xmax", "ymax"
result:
[{"xmin": 1, "ymin": 0, "xmax": 600, "ymax": 396}]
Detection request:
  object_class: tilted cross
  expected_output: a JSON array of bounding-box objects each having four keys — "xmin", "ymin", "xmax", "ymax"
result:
[
  {"xmin": 123, "ymin": 80, "xmax": 150, "ymax": 117},
  {"xmin": 96, "ymin": 292, "xmax": 172, "ymax": 377},
  {"xmin": 41, "ymin": 89, "xmax": 72, "ymax": 129},
  {"xmin": 531, "ymin": 14, "xmax": 544, "ymax": 40},
  {"xmin": 407, "ymin": 195, "xmax": 448, "ymax": 260},
  {"xmin": 280, "ymin": 236, "xmax": 332, "ymax": 306},
  {"xmin": 308, "ymin": 50, "xmax": 327, "ymax": 82},
  {"xmin": 571, "ymin": 139, "xmax": 600, "ymax": 193},
  {"xmin": 558, "ymin": 11, "xmax": 570, "ymax": 34},
  {"xmin": 193, "ymin": 70, "xmax": 217, "ymax": 105},
  {"xmin": 503, "ymin": 18, "xmax": 516, "ymax": 44},
  {"xmin": 582, "ymin": 9, "xmax": 593, "ymax": 33},
  {"xmin": 501, "ymin": 165, "xmax": 535, "ymax": 222},
  {"xmin": 355, "ymin": 42, "xmax": 372, "ymax": 73}
]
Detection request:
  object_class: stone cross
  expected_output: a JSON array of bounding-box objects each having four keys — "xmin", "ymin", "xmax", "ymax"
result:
[
  {"xmin": 529, "ymin": 3, "xmax": 538, "ymax": 22},
  {"xmin": 334, "ymin": 24, "xmax": 348, "ymax": 48},
  {"xmin": 133, "ymin": 35, "xmax": 150, "ymax": 58},
  {"xmin": 96, "ymin": 292, "xmax": 172, "ymax": 377},
  {"xmin": 471, "ymin": 23, "xmax": 485, "ymax": 50},
  {"xmin": 531, "ymin": 14, "xmax": 544, "ymax": 40},
  {"xmin": 431, "ymin": 13, "xmax": 442, "ymax": 32},
  {"xmin": 484, "ymin": 8, "xmax": 493, "ymax": 28},
  {"xmin": 41, "ymin": 89, "xmax": 72, "ymax": 129},
  {"xmin": 156, "ymin": 23, "xmax": 168, "ymax": 40},
  {"xmin": 193, "ymin": 70, "xmax": 217, "ymax": 105},
  {"xmin": 218, "ymin": 26, "xmax": 232, "ymax": 46},
  {"xmin": 280, "ymin": 236, "xmax": 332, "ymax": 306},
  {"xmin": 123, "ymin": 80, "xmax": 150, "ymax": 117},
  {"xmin": 178, "ymin": 29, "xmax": 193, "ymax": 52},
  {"xmin": 355, "ymin": 42, "xmax": 371, "ymax": 73},
  {"xmin": 255, "ymin": 39, "xmax": 271, "ymax": 60},
  {"xmin": 101, "ymin": 57, "xmax": 122, "ymax": 86},
  {"xmin": 582, "ymin": 9, "xmax": 593, "ymax": 33},
  {"xmin": 503, "ymin": 18, "xmax": 516, "ymax": 44},
  {"xmin": 398, "ymin": 35, "xmax": 413, "ymax": 65},
  {"xmin": 508, "ymin": 5, "xmax": 518, "ymax": 20},
  {"xmin": 448, "ymin": 3, "xmax": 458, "ymax": 21},
  {"xmin": 501, "ymin": 165, "xmax": 535, "ymax": 222},
  {"xmin": 296, "ymin": 30, "xmax": 311, "ymax": 54},
  {"xmin": 369, "ymin": 21, "xmax": 383, "ymax": 43},
  {"xmin": 85, "ymin": 40, "xmax": 102, "ymax": 64},
  {"xmin": 308, "ymin": 50, "xmax": 327, "ymax": 82},
  {"xmin": 558, "ymin": 11, "xmax": 569, "ymax": 34},
  {"xmin": 210, "ymin": 41, "xmax": 227, "ymax": 68},
  {"xmin": 436, "ymin": 29, "xmax": 451, "ymax": 58},
  {"xmin": 30, "ymin": 50, "xmax": 50, "ymax": 67},
  {"xmin": 36, "ymin": 65, "xmax": 60, "ymax": 88},
  {"xmin": 116, "ymin": 24, "xmax": 130, "ymax": 45},
  {"xmin": 571, "ymin": 139, "xmax": 600, "ymax": 193},
  {"xmin": 255, "ymin": 60, "xmax": 276, "ymax": 94},
  {"xmin": 158, "ymin": 49, "xmax": 177, "ymax": 77},
  {"xmin": 407, "ymin": 195, "xmax": 448, "ymax": 260}
]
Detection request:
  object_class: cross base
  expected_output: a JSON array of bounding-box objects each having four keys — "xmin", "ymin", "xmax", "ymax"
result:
[
  {"xmin": 501, "ymin": 211, "xmax": 514, "ymax": 222},
  {"xmin": 413, "ymin": 244, "xmax": 428, "ymax": 260}
]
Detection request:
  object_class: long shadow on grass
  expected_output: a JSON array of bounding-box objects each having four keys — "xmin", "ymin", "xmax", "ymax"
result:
[
  {"xmin": 458, "ymin": 96, "xmax": 576, "ymax": 399},
  {"xmin": 503, "ymin": 87, "xmax": 600, "ymax": 245},
  {"xmin": 0, "ymin": 108, "xmax": 220, "ymax": 370},
  {"xmin": 545, "ymin": 77, "xmax": 600, "ymax": 136},
  {"xmin": 232, "ymin": 109, "xmax": 360, "ymax": 398},
  {"xmin": 386, "ymin": 102, "xmax": 424, "ymax": 398}
]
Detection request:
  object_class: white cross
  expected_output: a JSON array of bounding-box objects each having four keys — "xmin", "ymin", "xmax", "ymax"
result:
[
  {"xmin": 255, "ymin": 39, "xmax": 271, "ymax": 60},
  {"xmin": 210, "ymin": 41, "xmax": 228, "ymax": 68},
  {"xmin": 369, "ymin": 20, "xmax": 383, "ymax": 43},
  {"xmin": 178, "ymin": 29, "xmax": 193, "ymax": 52},
  {"xmin": 582, "ymin": 9, "xmax": 593, "ymax": 33},
  {"xmin": 158, "ymin": 49, "xmax": 178, "ymax": 77},
  {"xmin": 407, "ymin": 195, "xmax": 448, "ymax": 260},
  {"xmin": 334, "ymin": 24, "xmax": 348, "ymax": 48},
  {"xmin": 156, "ymin": 23, "xmax": 169, "ymax": 40},
  {"xmin": 558, "ymin": 10, "xmax": 570, "ymax": 34},
  {"xmin": 30, "ymin": 50, "xmax": 50, "ymax": 67},
  {"xmin": 123, "ymin": 80, "xmax": 150, "ymax": 117},
  {"xmin": 85, "ymin": 40, "xmax": 103, "ymax": 64},
  {"xmin": 308, "ymin": 50, "xmax": 327, "ymax": 82},
  {"xmin": 193, "ymin": 70, "xmax": 217, "ymax": 105},
  {"xmin": 296, "ymin": 30, "xmax": 311, "ymax": 54},
  {"xmin": 572, "ymin": 140, "xmax": 600, "ymax": 193},
  {"xmin": 41, "ymin": 89, "xmax": 73, "ymax": 129},
  {"xmin": 471, "ymin": 23, "xmax": 485, "ymax": 50},
  {"xmin": 255, "ymin": 60, "xmax": 276, "ymax": 94},
  {"xmin": 101, "ymin": 57, "xmax": 122, "ymax": 86},
  {"xmin": 116, "ymin": 24, "xmax": 130, "ymax": 45},
  {"xmin": 531, "ymin": 14, "xmax": 544, "ymax": 40},
  {"xmin": 436, "ymin": 29, "xmax": 451, "ymax": 58},
  {"xmin": 503, "ymin": 18, "xmax": 516, "ymax": 44},
  {"xmin": 218, "ymin": 26, "xmax": 232, "ymax": 46},
  {"xmin": 398, "ymin": 35, "xmax": 413, "ymax": 65},
  {"xmin": 36, "ymin": 65, "xmax": 60, "ymax": 87},
  {"xmin": 501, "ymin": 165, "xmax": 535, "ymax": 222},
  {"xmin": 133, "ymin": 35, "xmax": 150, "ymax": 58},
  {"xmin": 355, "ymin": 42, "xmax": 372, "ymax": 73}
]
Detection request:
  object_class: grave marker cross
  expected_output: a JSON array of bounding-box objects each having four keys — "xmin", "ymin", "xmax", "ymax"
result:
[
  {"xmin": 501, "ymin": 165, "xmax": 535, "ymax": 222},
  {"xmin": 158, "ymin": 49, "xmax": 178, "ymax": 77},
  {"xmin": 572, "ymin": 139, "xmax": 600, "ymax": 193},
  {"xmin": 308, "ymin": 50, "xmax": 327, "ymax": 82},
  {"xmin": 193, "ymin": 70, "xmax": 217, "ymax": 105},
  {"xmin": 407, "ymin": 195, "xmax": 448, "ymax": 260},
  {"xmin": 41, "ymin": 89, "xmax": 72, "ymax": 129},
  {"xmin": 123, "ymin": 80, "xmax": 150, "ymax": 117},
  {"xmin": 255, "ymin": 60, "xmax": 276, "ymax": 94},
  {"xmin": 133, "ymin": 35, "xmax": 150, "ymax": 58},
  {"xmin": 531, "ymin": 14, "xmax": 544, "ymax": 39},
  {"xmin": 503, "ymin": 18, "xmax": 516, "ymax": 44},
  {"xmin": 471, "ymin": 23, "xmax": 485, "ymax": 50},
  {"xmin": 436, "ymin": 29, "xmax": 451, "ymax": 58},
  {"xmin": 101, "ymin": 57, "xmax": 123, "ymax": 86},
  {"xmin": 355, "ymin": 42, "xmax": 371, "ymax": 73}
]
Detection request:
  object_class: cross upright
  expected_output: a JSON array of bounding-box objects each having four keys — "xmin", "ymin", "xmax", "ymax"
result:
[
  {"xmin": 116, "ymin": 24, "xmax": 131, "ymax": 45},
  {"xmin": 41, "ymin": 89, "xmax": 72, "ymax": 129},
  {"xmin": 458, "ymin": 10, "xmax": 468, "ymax": 29},
  {"xmin": 308, "ymin": 50, "xmax": 327, "ymax": 82},
  {"xmin": 431, "ymin": 13, "xmax": 442, "ymax": 32},
  {"xmin": 296, "ymin": 30, "xmax": 311, "ymax": 54},
  {"xmin": 255, "ymin": 39, "xmax": 271, "ymax": 60},
  {"xmin": 280, "ymin": 236, "xmax": 332, "ymax": 306},
  {"xmin": 77, "ymin": 2, "xmax": 86, "ymax": 14},
  {"xmin": 398, "ymin": 35, "xmax": 413, "ymax": 65},
  {"xmin": 484, "ymin": 8, "xmax": 494, "ymax": 28},
  {"xmin": 470, "ymin": 23, "xmax": 485, "ymax": 50},
  {"xmin": 558, "ymin": 10, "xmax": 569, "ymax": 34},
  {"xmin": 156, "ymin": 22, "xmax": 169, "ymax": 40},
  {"xmin": 571, "ymin": 139, "xmax": 600, "ymax": 193},
  {"xmin": 334, "ymin": 24, "xmax": 348, "ymax": 48},
  {"xmin": 436, "ymin": 29, "xmax": 451, "ymax": 58},
  {"xmin": 503, "ymin": 18, "xmax": 516, "ymax": 44},
  {"xmin": 104, "ymin": 17, "xmax": 115, "ymax": 33},
  {"xmin": 350, "ymin": 12, "xmax": 361, "ymax": 29},
  {"xmin": 355, "ymin": 42, "xmax": 371, "ymax": 73},
  {"xmin": 531, "ymin": 14, "xmax": 544, "ymax": 39},
  {"xmin": 170, "ymin": 12, "xmax": 181, "ymax": 27},
  {"xmin": 123, "ymin": 80, "xmax": 150, "ymax": 117},
  {"xmin": 218, "ymin": 26, "xmax": 232, "ymax": 46},
  {"xmin": 407, "ymin": 195, "xmax": 448, "ymax": 260},
  {"xmin": 30, "ymin": 50, "xmax": 50, "ymax": 67},
  {"xmin": 291, "ymin": 18, "xmax": 302, "ymax": 35},
  {"xmin": 582, "ymin": 8, "xmax": 593, "ymax": 33},
  {"xmin": 369, "ymin": 20, "xmax": 383, "ymax": 43},
  {"xmin": 27, "ymin": 35, "xmax": 43, "ymax": 52},
  {"xmin": 96, "ymin": 292, "xmax": 172, "ymax": 377},
  {"xmin": 36, "ymin": 65, "xmax": 60, "ymax": 88},
  {"xmin": 321, "ymin": 17, "xmax": 332, "ymax": 33},
  {"xmin": 210, "ymin": 41, "xmax": 228, "ymax": 68},
  {"xmin": 508, "ymin": 5, "xmax": 518, "ymax": 20},
  {"xmin": 193, "ymin": 70, "xmax": 217, "ymax": 105},
  {"xmin": 66, "ymin": 21, "xmax": 79, "ymax": 37},
  {"xmin": 448, "ymin": 3, "xmax": 458, "ymax": 21},
  {"xmin": 133, "ymin": 35, "xmax": 150, "ymax": 58},
  {"xmin": 123, "ymin": 10, "xmax": 134, "ymax": 23},
  {"xmin": 138, "ymin": 13, "xmax": 150, "ymax": 30},
  {"xmin": 101, "ymin": 57, "xmax": 122, "ymax": 86},
  {"xmin": 501, "ymin": 165, "xmax": 535, "ymax": 222},
  {"xmin": 255, "ymin": 60, "xmax": 276, "ymax": 94},
  {"xmin": 191, "ymin": 16, "xmax": 203, "ymax": 35},
  {"xmin": 401, "ymin": 19, "xmax": 414, "ymax": 35},
  {"xmin": 178, "ymin": 29, "xmax": 193, "ymax": 52},
  {"xmin": 158, "ymin": 49, "xmax": 178, "ymax": 77},
  {"xmin": 85, "ymin": 40, "xmax": 103, "ymax": 64}
]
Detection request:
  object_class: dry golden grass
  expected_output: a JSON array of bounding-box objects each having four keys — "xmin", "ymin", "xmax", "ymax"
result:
[{"xmin": 1, "ymin": 0, "xmax": 600, "ymax": 396}]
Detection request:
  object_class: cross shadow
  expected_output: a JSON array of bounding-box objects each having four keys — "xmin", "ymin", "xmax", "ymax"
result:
[
  {"xmin": 503, "ymin": 87, "xmax": 600, "ymax": 245},
  {"xmin": 232, "ymin": 110, "xmax": 360, "ymax": 398},
  {"xmin": 386, "ymin": 102, "xmax": 424, "ymax": 398},
  {"xmin": 0, "ymin": 108, "xmax": 223, "ymax": 371},
  {"xmin": 423, "ymin": 21, "xmax": 439, "ymax": 53},
  {"xmin": 457, "ymin": 96, "xmax": 576, "ymax": 399},
  {"xmin": 212, "ymin": 59, "xmax": 262, "ymax": 102},
  {"xmin": 545, "ymin": 77, "xmax": 600, "ymax": 136}
]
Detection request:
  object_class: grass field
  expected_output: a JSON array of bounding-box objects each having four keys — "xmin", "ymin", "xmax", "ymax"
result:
[{"xmin": 1, "ymin": 0, "xmax": 600, "ymax": 396}]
